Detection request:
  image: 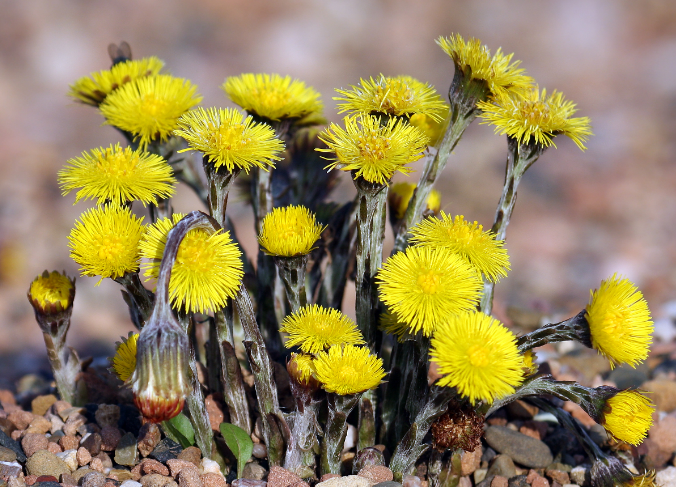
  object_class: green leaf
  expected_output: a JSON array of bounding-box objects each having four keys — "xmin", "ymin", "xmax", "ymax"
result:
[
  {"xmin": 162, "ymin": 413, "xmax": 196, "ymax": 449},
  {"xmin": 220, "ymin": 422, "xmax": 253, "ymax": 479}
]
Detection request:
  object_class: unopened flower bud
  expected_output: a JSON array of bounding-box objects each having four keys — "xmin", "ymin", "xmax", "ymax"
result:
[{"xmin": 28, "ymin": 270, "xmax": 76, "ymax": 341}]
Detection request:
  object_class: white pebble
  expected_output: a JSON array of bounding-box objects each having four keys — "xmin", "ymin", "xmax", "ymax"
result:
[
  {"xmin": 120, "ymin": 481, "xmax": 143, "ymax": 487},
  {"xmin": 342, "ymin": 423, "xmax": 357, "ymax": 452},
  {"xmin": 657, "ymin": 467, "xmax": 676, "ymax": 487},
  {"xmin": 201, "ymin": 458, "xmax": 222, "ymax": 476},
  {"xmin": 56, "ymin": 449, "xmax": 78, "ymax": 472}
]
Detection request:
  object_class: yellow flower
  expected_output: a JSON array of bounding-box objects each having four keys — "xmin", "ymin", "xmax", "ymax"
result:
[
  {"xmin": 586, "ymin": 274, "xmax": 653, "ymax": 369},
  {"xmin": 622, "ymin": 472, "xmax": 656, "ymax": 487},
  {"xmin": 68, "ymin": 205, "xmax": 144, "ymax": 283},
  {"xmin": 388, "ymin": 182, "xmax": 441, "ymax": 220},
  {"xmin": 377, "ymin": 246, "xmax": 482, "ymax": 336},
  {"xmin": 335, "ymin": 75, "xmax": 447, "ymax": 121},
  {"xmin": 379, "ymin": 310, "xmax": 415, "ymax": 343},
  {"xmin": 222, "ymin": 73, "xmax": 323, "ymax": 121},
  {"xmin": 58, "ymin": 143, "xmax": 176, "ymax": 206},
  {"xmin": 521, "ymin": 350, "xmax": 538, "ymax": 376},
  {"xmin": 28, "ymin": 271, "xmax": 75, "ymax": 310},
  {"xmin": 430, "ymin": 311, "xmax": 524, "ymax": 404},
  {"xmin": 410, "ymin": 212, "xmax": 510, "ymax": 282},
  {"xmin": 174, "ymin": 107, "xmax": 285, "ymax": 173},
  {"xmin": 258, "ymin": 205, "xmax": 326, "ymax": 257},
  {"xmin": 112, "ymin": 332, "xmax": 139, "ymax": 383},
  {"xmin": 288, "ymin": 352, "xmax": 317, "ymax": 384},
  {"xmin": 436, "ymin": 34, "xmax": 533, "ymax": 98},
  {"xmin": 68, "ymin": 57, "xmax": 164, "ymax": 106},
  {"xmin": 317, "ymin": 115, "xmax": 429, "ymax": 185},
  {"xmin": 409, "ymin": 108, "xmax": 450, "ymax": 147},
  {"xmin": 601, "ymin": 390, "xmax": 654, "ymax": 446},
  {"xmin": 477, "ymin": 86, "xmax": 592, "ymax": 150},
  {"xmin": 314, "ymin": 345, "xmax": 385, "ymax": 395},
  {"xmin": 100, "ymin": 75, "xmax": 202, "ymax": 149},
  {"xmin": 280, "ymin": 304, "xmax": 365, "ymax": 354},
  {"xmin": 140, "ymin": 214, "xmax": 244, "ymax": 313}
]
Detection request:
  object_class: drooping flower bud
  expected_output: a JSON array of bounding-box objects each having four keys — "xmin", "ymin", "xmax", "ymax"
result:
[{"xmin": 28, "ymin": 271, "xmax": 76, "ymax": 344}]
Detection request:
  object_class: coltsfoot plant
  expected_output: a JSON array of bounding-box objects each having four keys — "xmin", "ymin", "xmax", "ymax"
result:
[{"xmin": 27, "ymin": 36, "xmax": 655, "ymax": 485}]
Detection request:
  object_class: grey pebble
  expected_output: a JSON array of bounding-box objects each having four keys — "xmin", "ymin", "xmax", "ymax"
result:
[
  {"xmin": 115, "ymin": 433, "xmax": 139, "ymax": 466},
  {"xmin": 484, "ymin": 426, "xmax": 553, "ymax": 468},
  {"xmin": 487, "ymin": 455, "xmax": 516, "ymax": 478},
  {"xmin": 0, "ymin": 431, "xmax": 26, "ymax": 463}
]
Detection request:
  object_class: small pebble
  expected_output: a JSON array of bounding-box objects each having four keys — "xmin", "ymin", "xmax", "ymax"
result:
[
  {"xmin": 81, "ymin": 472, "xmax": 107, "ymax": 487},
  {"xmin": 0, "ymin": 446, "xmax": 17, "ymax": 463},
  {"xmin": 82, "ymin": 433, "xmax": 103, "ymax": 456},
  {"xmin": 199, "ymin": 473, "xmax": 227, "ymax": 487},
  {"xmin": 26, "ymin": 417, "xmax": 51, "ymax": 435},
  {"xmin": 46, "ymin": 442, "xmax": 61, "ymax": 455},
  {"xmin": 59, "ymin": 436, "xmax": 79, "ymax": 452},
  {"xmin": 178, "ymin": 468, "xmax": 202, "ymax": 487},
  {"xmin": 317, "ymin": 475, "xmax": 370, "ymax": 487},
  {"xmin": 56, "ymin": 450, "xmax": 78, "ymax": 472},
  {"xmin": 141, "ymin": 459, "xmax": 170, "ymax": 476},
  {"xmin": 241, "ymin": 462, "xmax": 266, "ymax": 481},
  {"xmin": 138, "ymin": 425, "xmax": 161, "ymax": 458},
  {"xmin": 358, "ymin": 465, "xmax": 393, "ymax": 484},
  {"xmin": 149, "ymin": 438, "xmax": 182, "ymax": 464},
  {"xmin": 491, "ymin": 476, "xmax": 508, "ymax": 487},
  {"xmin": 402, "ymin": 476, "xmax": 422, "ymax": 487},
  {"xmin": 200, "ymin": 459, "xmax": 221, "ymax": 476},
  {"xmin": 140, "ymin": 474, "xmax": 177, "ymax": 487},
  {"xmin": 120, "ymin": 482, "xmax": 143, "ymax": 487},
  {"xmin": 177, "ymin": 447, "xmax": 201, "ymax": 467},
  {"xmin": 89, "ymin": 457, "xmax": 104, "ymax": 473},
  {"xmin": 252, "ymin": 443, "xmax": 267, "ymax": 460},
  {"xmin": 266, "ymin": 466, "xmax": 300, "ymax": 486},
  {"xmin": 8, "ymin": 411, "xmax": 34, "ymax": 430},
  {"xmin": 95, "ymin": 406, "xmax": 120, "ymax": 429},
  {"xmin": 101, "ymin": 427, "xmax": 122, "ymax": 452},
  {"xmin": 60, "ymin": 473, "xmax": 77, "ymax": 486},
  {"xmin": 167, "ymin": 460, "xmax": 198, "ymax": 479},
  {"xmin": 77, "ymin": 447, "xmax": 92, "ymax": 466}
]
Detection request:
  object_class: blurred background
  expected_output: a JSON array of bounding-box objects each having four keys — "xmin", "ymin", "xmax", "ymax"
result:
[{"xmin": 1, "ymin": 0, "xmax": 675, "ymax": 385}]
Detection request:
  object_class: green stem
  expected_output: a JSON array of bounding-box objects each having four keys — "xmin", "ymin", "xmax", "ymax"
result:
[
  {"xmin": 405, "ymin": 335, "xmax": 431, "ymax": 421},
  {"xmin": 275, "ymin": 255, "xmax": 309, "ymax": 313},
  {"xmin": 379, "ymin": 340, "xmax": 404, "ymax": 449},
  {"xmin": 321, "ymin": 393, "xmax": 361, "ymax": 476}
]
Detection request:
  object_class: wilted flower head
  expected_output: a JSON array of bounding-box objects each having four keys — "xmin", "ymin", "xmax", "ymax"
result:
[
  {"xmin": 100, "ymin": 74, "xmax": 202, "ymax": 149},
  {"xmin": 585, "ymin": 274, "xmax": 653, "ymax": 369},
  {"xmin": 600, "ymin": 390, "xmax": 654, "ymax": 446},
  {"xmin": 430, "ymin": 311, "xmax": 523, "ymax": 404},
  {"xmin": 314, "ymin": 345, "xmax": 385, "ymax": 395},
  {"xmin": 58, "ymin": 144, "xmax": 176, "ymax": 206},
  {"xmin": 223, "ymin": 73, "xmax": 323, "ymax": 121},
  {"xmin": 258, "ymin": 205, "xmax": 326, "ymax": 257},
  {"xmin": 388, "ymin": 182, "xmax": 441, "ymax": 220},
  {"xmin": 335, "ymin": 75, "xmax": 447, "ymax": 121},
  {"xmin": 317, "ymin": 114, "xmax": 429, "ymax": 185},
  {"xmin": 112, "ymin": 332, "xmax": 139, "ymax": 383},
  {"xmin": 174, "ymin": 107, "xmax": 285, "ymax": 173}
]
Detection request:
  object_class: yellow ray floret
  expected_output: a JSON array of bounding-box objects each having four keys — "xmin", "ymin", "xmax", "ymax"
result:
[
  {"xmin": 68, "ymin": 57, "xmax": 164, "ymax": 106},
  {"xmin": 280, "ymin": 304, "xmax": 365, "ymax": 354},
  {"xmin": 68, "ymin": 205, "xmax": 145, "ymax": 283},
  {"xmin": 377, "ymin": 246, "xmax": 482, "ymax": 336},
  {"xmin": 223, "ymin": 73, "xmax": 323, "ymax": 121},
  {"xmin": 335, "ymin": 75, "xmax": 447, "ymax": 121},
  {"xmin": 585, "ymin": 274, "xmax": 653, "ymax": 369},
  {"xmin": 317, "ymin": 115, "xmax": 429, "ymax": 185},
  {"xmin": 436, "ymin": 34, "xmax": 533, "ymax": 98},
  {"xmin": 314, "ymin": 345, "xmax": 385, "ymax": 395},
  {"xmin": 288, "ymin": 353, "xmax": 317, "ymax": 384},
  {"xmin": 410, "ymin": 212, "xmax": 510, "ymax": 282},
  {"xmin": 174, "ymin": 107, "xmax": 285, "ymax": 173},
  {"xmin": 601, "ymin": 390, "xmax": 654, "ymax": 446},
  {"xmin": 28, "ymin": 271, "xmax": 74, "ymax": 310},
  {"xmin": 112, "ymin": 332, "xmax": 139, "ymax": 383},
  {"xmin": 388, "ymin": 182, "xmax": 441, "ymax": 220},
  {"xmin": 140, "ymin": 214, "xmax": 244, "ymax": 313},
  {"xmin": 477, "ymin": 86, "xmax": 592, "ymax": 150},
  {"xmin": 100, "ymin": 75, "xmax": 202, "ymax": 149},
  {"xmin": 258, "ymin": 205, "xmax": 326, "ymax": 257},
  {"xmin": 58, "ymin": 143, "xmax": 176, "ymax": 206},
  {"xmin": 622, "ymin": 471, "xmax": 656, "ymax": 487},
  {"xmin": 430, "ymin": 311, "xmax": 524, "ymax": 404}
]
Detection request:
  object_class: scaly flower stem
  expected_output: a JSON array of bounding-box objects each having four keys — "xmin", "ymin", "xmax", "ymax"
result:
[
  {"xmin": 234, "ymin": 285, "xmax": 288, "ymax": 466},
  {"xmin": 115, "ymin": 272, "xmax": 155, "ymax": 329},
  {"xmin": 284, "ymin": 379, "xmax": 322, "ymax": 479},
  {"xmin": 321, "ymin": 393, "xmax": 361, "ymax": 475},
  {"xmin": 516, "ymin": 310, "xmax": 591, "ymax": 352},
  {"xmin": 480, "ymin": 138, "xmax": 545, "ymax": 314},
  {"xmin": 379, "ymin": 340, "xmax": 404, "ymax": 449},
  {"xmin": 405, "ymin": 335, "xmax": 431, "ymax": 420},
  {"xmin": 42, "ymin": 333, "xmax": 82, "ymax": 406},
  {"xmin": 389, "ymin": 386, "xmax": 454, "ymax": 481},
  {"xmin": 204, "ymin": 161, "xmax": 241, "ymax": 229},
  {"xmin": 275, "ymin": 255, "xmax": 309, "ymax": 313}
]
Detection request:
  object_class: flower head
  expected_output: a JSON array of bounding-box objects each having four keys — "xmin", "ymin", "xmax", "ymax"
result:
[
  {"xmin": 431, "ymin": 311, "xmax": 524, "ymax": 404},
  {"xmin": 585, "ymin": 274, "xmax": 653, "ymax": 369},
  {"xmin": 436, "ymin": 34, "xmax": 533, "ymax": 99},
  {"xmin": 287, "ymin": 352, "xmax": 317, "ymax": 385},
  {"xmin": 335, "ymin": 75, "xmax": 447, "ymax": 121},
  {"xmin": 601, "ymin": 390, "xmax": 654, "ymax": 446},
  {"xmin": 68, "ymin": 57, "xmax": 164, "ymax": 106},
  {"xmin": 68, "ymin": 205, "xmax": 144, "ymax": 283},
  {"xmin": 100, "ymin": 74, "xmax": 202, "ymax": 149},
  {"xmin": 314, "ymin": 345, "xmax": 385, "ymax": 395},
  {"xmin": 174, "ymin": 107, "xmax": 285, "ymax": 173},
  {"xmin": 58, "ymin": 144, "xmax": 176, "ymax": 206},
  {"xmin": 28, "ymin": 270, "xmax": 75, "ymax": 312},
  {"xmin": 140, "ymin": 214, "xmax": 244, "ymax": 313},
  {"xmin": 388, "ymin": 182, "xmax": 441, "ymax": 220},
  {"xmin": 317, "ymin": 115, "xmax": 429, "ymax": 185},
  {"xmin": 258, "ymin": 205, "xmax": 326, "ymax": 257},
  {"xmin": 409, "ymin": 108, "xmax": 450, "ymax": 147},
  {"xmin": 410, "ymin": 212, "xmax": 510, "ymax": 282},
  {"xmin": 280, "ymin": 304, "xmax": 365, "ymax": 354},
  {"xmin": 377, "ymin": 246, "xmax": 482, "ymax": 336},
  {"xmin": 477, "ymin": 86, "xmax": 592, "ymax": 150},
  {"xmin": 223, "ymin": 73, "xmax": 323, "ymax": 121},
  {"xmin": 112, "ymin": 332, "xmax": 139, "ymax": 383}
]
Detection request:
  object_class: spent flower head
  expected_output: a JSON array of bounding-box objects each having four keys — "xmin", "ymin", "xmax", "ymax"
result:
[
  {"xmin": 280, "ymin": 304, "xmax": 365, "ymax": 354},
  {"xmin": 431, "ymin": 311, "xmax": 523, "ymax": 404},
  {"xmin": 314, "ymin": 344, "xmax": 385, "ymax": 395},
  {"xmin": 410, "ymin": 212, "xmax": 510, "ymax": 282},
  {"xmin": 112, "ymin": 332, "xmax": 139, "ymax": 383},
  {"xmin": 436, "ymin": 34, "xmax": 533, "ymax": 99},
  {"xmin": 100, "ymin": 74, "xmax": 202, "ymax": 149},
  {"xmin": 317, "ymin": 114, "xmax": 429, "ymax": 185},
  {"xmin": 586, "ymin": 274, "xmax": 653, "ymax": 369},
  {"xmin": 477, "ymin": 86, "xmax": 592, "ymax": 150},
  {"xmin": 600, "ymin": 390, "xmax": 654, "ymax": 446},
  {"xmin": 68, "ymin": 57, "xmax": 164, "ymax": 106},
  {"xmin": 335, "ymin": 75, "xmax": 447, "ymax": 121},
  {"xmin": 174, "ymin": 107, "xmax": 285, "ymax": 173},
  {"xmin": 258, "ymin": 205, "xmax": 326, "ymax": 257},
  {"xmin": 378, "ymin": 246, "xmax": 482, "ymax": 336},
  {"xmin": 68, "ymin": 205, "xmax": 145, "ymax": 283},
  {"xmin": 59, "ymin": 143, "xmax": 176, "ymax": 206},
  {"xmin": 388, "ymin": 182, "xmax": 441, "ymax": 220},
  {"xmin": 223, "ymin": 73, "xmax": 323, "ymax": 121},
  {"xmin": 140, "ymin": 214, "xmax": 244, "ymax": 313}
]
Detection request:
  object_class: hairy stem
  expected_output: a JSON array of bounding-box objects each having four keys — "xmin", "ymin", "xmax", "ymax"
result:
[{"xmin": 321, "ymin": 393, "xmax": 361, "ymax": 476}]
